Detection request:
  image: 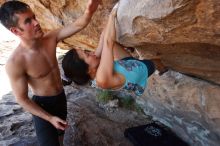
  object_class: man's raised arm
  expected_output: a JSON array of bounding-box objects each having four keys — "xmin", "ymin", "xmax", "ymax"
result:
[{"xmin": 56, "ymin": 0, "xmax": 101, "ymax": 42}]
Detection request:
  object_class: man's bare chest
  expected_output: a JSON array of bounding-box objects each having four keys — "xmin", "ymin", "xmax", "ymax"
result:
[{"xmin": 25, "ymin": 52, "xmax": 58, "ymax": 79}]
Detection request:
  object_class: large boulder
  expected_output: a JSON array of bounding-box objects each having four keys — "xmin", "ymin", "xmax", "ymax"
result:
[
  {"xmin": 116, "ymin": 0, "xmax": 220, "ymax": 85},
  {"xmin": 142, "ymin": 71, "xmax": 220, "ymax": 146},
  {"xmin": 0, "ymin": 0, "xmax": 219, "ymax": 84}
]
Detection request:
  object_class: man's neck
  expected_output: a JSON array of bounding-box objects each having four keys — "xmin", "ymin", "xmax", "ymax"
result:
[{"xmin": 20, "ymin": 38, "xmax": 42, "ymax": 50}]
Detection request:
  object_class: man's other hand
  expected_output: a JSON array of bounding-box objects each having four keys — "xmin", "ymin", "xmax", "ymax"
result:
[{"xmin": 50, "ymin": 116, "xmax": 68, "ymax": 130}]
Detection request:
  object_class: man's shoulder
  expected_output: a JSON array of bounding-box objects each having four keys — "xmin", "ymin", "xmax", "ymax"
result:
[
  {"xmin": 6, "ymin": 53, "xmax": 26, "ymax": 77},
  {"xmin": 5, "ymin": 50, "xmax": 27, "ymax": 80},
  {"xmin": 44, "ymin": 29, "xmax": 59, "ymax": 39},
  {"xmin": 6, "ymin": 48, "xmax": 25, "ymax": 68},
  {"xmin": 41, "ymin": 30, "xmax": 59, "ymax": 46}
]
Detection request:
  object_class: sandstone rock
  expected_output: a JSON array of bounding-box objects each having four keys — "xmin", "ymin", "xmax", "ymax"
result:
[
  {"xmin": 116, "ymin": 0, "xmax": 220, "ymax": 84},
  {"xmin": 1, "ymin": 0, "xmax": 219, "ymax": 84},
  {"xmin": 140, "ymin": 71, "xmax": 220, "ymax": 146}
]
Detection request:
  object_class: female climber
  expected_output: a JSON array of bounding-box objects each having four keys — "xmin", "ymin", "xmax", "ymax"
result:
[{"xmin": 62, "ymin": 7, "xmax": 166, "ymax": 96}]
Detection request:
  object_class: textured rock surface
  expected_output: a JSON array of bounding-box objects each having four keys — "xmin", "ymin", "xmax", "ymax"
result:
[
  {"xmin": 0, "ymin": 92, "xmax": 38, "ymax": 146},
  {"xmin": 0, "ymin": 85, "xmax": 151, "ymax": 146},
  {"xmin": 0, "ymin": 0, "xmax": 219, "ymax": 83},
  {"xmin": 63, "ymin": 85, "xmax": 149, "ymax": 146},
  {"xmin": 116, "ymin": 0, "xmax": 220, "ymax": 85},
  {"xmin": 140, "ymin": 71, "xmax": 220, "ymax": 146}
]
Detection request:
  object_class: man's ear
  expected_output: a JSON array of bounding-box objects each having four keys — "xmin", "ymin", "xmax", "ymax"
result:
[{"xmin": 10, "ymin": 27, "xmax": 22, "ymax": 36}]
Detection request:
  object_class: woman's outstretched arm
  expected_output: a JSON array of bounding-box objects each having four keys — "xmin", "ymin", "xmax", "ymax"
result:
[{"xmin": 95, "ymin": 9, "xmax": 124, "ymax": 89}]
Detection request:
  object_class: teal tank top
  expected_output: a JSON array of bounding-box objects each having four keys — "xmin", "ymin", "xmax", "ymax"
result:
[
  {"xmin": 91, "ymin": 59, "xmax": 148, "ymax": 96},
  {"xmin": 114, "ymin": 59, "xmax": 148, "ymax": 96}
]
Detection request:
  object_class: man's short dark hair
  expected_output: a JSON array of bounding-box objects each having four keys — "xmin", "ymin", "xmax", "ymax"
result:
[{"xmin": 0, "ymin": 1, "xmax": 30, "ymax": 29}]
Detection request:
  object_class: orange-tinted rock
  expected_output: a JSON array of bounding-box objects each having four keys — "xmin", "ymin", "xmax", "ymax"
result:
[
  {"xmin": 116, "ymin": 0, "xmax": 220, "ymax": 84},
  {"xmin": 0, "ymin": 0, "xmax": 219, "ymax": 84}
]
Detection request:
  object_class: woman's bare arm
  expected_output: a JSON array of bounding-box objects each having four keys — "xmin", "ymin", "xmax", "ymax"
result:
[
  {"xmin": 96, "ymin": 9, "xmax": 124, "ymax": 89},
  {"xmin": 95, "ymin": 27, "xmax": 105, "ymax": 57}
]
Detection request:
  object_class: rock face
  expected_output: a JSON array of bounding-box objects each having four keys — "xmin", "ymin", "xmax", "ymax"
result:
[
  {"xmin": 0, "ymin": 92, "xmax": 38, "ymax": 146},
  {"xmin": 1, "ymin": 0, "xmax": 218, "ymax": 84},
  {"xmin": 0, "ymin": 85, "xmax": 151, "ymax": 146},
  {"xmin": 141, "ymin": 71, "xmax": 220, "ymax": 146},
  {"xmin": 116, "ymin": 0, "xmax": 220, "ymax": 85},
  {"xmin": 63, "ymin": 85, "xmax": 150, "ymax": 146},
  {"xmin": 0, "ymin": 0, "xmax": 219, "ymax": 83}
]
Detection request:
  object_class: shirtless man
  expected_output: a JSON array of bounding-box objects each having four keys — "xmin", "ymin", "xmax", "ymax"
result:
[{"xmin": 0, "ymin": 0, "xmax": 101, "ymax": 146}]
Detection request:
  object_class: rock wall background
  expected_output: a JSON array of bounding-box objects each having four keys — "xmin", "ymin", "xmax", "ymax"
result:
[
  {"xmin": 0, "ymin": 84, "xmax": 150, "ymax": 146},
  {"xmin": 1, "ymin": 0, "xmax": 218, "ymax": 84},
  {"xmin": 116, "ymin": 0, "xmax": 220, "ymax": 85},
  {"xmin": 0, "ymin": 0, "xmax": 220, "ymax": 146},
  {"xmin": 141, "ymin": 71, "xmax": 220, "ymax": 146}
]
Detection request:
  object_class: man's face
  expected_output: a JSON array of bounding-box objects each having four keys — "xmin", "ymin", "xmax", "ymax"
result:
[{"xmin": 11, "ymin": 9, "xmax": 44, "ymax": 40}]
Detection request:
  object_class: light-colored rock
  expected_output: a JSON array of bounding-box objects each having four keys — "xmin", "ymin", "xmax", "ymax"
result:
[
  {"xmin": 0, "ymin": 93, "xmax": 38, "ymax": 146},
  {"xmin": 117, "ymin": 0, "xmax": 220, "ymax": 45},
  {"xmin": 1, "ymin": 0, "xmax": 219, "ymax": 84},
  {"xmin": 116, "ymin": 0, "xmax": 220, "ymax": 84},
  {"xmin": 138, "ymin": 71, "xmax": 220, "ymax": 146},
  {"xmin": 0, "ymin": 0, "xmax": 220, "ymax": 84}
]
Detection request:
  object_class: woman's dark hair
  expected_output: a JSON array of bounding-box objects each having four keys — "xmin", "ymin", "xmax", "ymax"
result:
[
  {"xmin": 0, "ymin": 1, "xmax": 30, "ymax": 29},
  {"xmin": 62, "ymin": 49, "xmax": 91, "ymax": 85}
]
